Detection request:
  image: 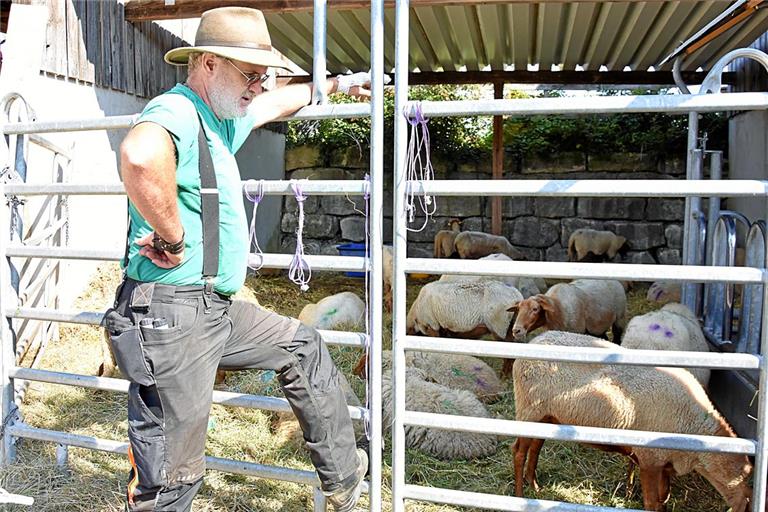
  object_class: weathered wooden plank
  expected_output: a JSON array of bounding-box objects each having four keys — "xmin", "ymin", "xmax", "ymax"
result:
[
  {"xmin": 100, "ymin": 0, "xmax": 110, "ymax": 88},
  {"xmin": 109, "ymin": 1, "xmax": 122, "ymax": 90},
  {"xmin": 43, "ymin": 0, "xmax": 67, "ymax": 76},
  {"xmin": 65, "ymin": 0, "xmax": 79, "ymax": 78},
  {"xmin": 122, "ymin": 2, "xmax": 135, "ymax": 94},
  {"xmin": 134, "ymin": 22, "xmax": 146, "ymax": 97},
  {"xmin": 82, "ymin": 0, "xmax": 96, "ymax": 82},
  {"xmin": 71, "ymin": 0, "xmax": 91, "ymax": 81}
]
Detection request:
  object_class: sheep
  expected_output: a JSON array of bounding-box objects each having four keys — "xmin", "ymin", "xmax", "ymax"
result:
[
  {"xmin": 453, "ymin": 231, "xmax": 526, "ymax": 261},
  {"xmin": 354, "ymin": 350, "xmax": 504, "ymax": 404},
  {"xmin": 298, "ymin": 291, "xmax": 365, "ymax": 330},
  {"xmin": 512, "ymin": 331, "xmax": 752, "ymax": 512},
  {"xmin": 407, "ymin": 280, "xmax": 523, "ymax": 376},
  {"xmin": 383, "ymin": 245, "xmax": 393, "ymax": 311},
  {"xmin": 438, "ymin": 253, "xmax": 546, "ymax": 298},
  {"xmin": 646, "ymin": 281, "xmax": 682, "ymax": 303},
  {"xmin": 433, "ymin": 218, "xmax": 462, "ymax": 258},
  {"xmin": 567, "ymin": 228, "xmax": 627, "ymax": 262},
  {"xmin": 382, "ymin": 366, "xmax": 498, "ymax": 460},
  {"xmin": 621, "ymin": 302, "xmax": 710, "ymax": 386},
  {"xmin": 508, "ymin": 279, "xmax": 627, "ymax": 342}
]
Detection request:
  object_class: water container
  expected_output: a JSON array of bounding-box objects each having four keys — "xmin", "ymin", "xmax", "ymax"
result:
[{"xmin": 336, "ymin": 243, "xmax": 367, "ymax": 278}]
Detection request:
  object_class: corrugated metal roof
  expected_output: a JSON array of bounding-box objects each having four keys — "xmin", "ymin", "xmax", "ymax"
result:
[{"xmin": 263, "ymin": 1, "xmax": 768, "ymax": 76}]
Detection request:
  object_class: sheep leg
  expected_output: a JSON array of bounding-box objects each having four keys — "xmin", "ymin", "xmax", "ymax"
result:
[
  {"xmin": 524, "ymin": 438, "xmax": 545, "ymax": 492},
  {"xmin": 501, "ymin": 358, "xmax": 515, "ymax": 379},
  {"xmin": 611, "ymin": 322, "xmax": 623, "ymax": 344},
  {"xmin": 639, "ymin": 465, "xmax": 667, "ymax": 512},
  {"xmin": 512, "ymin": 438, "xmax": 532, "ymax": 497}
]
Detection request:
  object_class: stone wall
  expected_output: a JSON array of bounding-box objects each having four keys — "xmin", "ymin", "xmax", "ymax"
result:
[{"xmin": 282, "ymin": 145, "xmax": 687, "ymax": 264}]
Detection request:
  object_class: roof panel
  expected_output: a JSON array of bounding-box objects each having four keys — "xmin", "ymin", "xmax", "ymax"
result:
[{"xmin": 260, "ymin": 2, "xmax": 765, "ymax": 82}]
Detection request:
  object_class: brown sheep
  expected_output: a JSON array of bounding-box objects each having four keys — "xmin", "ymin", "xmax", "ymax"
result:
[
  {"xmin": 508, "ymin": 279, "xmax": 627, "ymax": 342},
  {"xmin": 513, "ymin": 331, "xmax": 753, "ymax": 512},
  {"xmin": 567, "ymin": 228, "xmax": 627, "ymax": 262},
  {"xmin": 453, "ymin": 231, "xmax": 526, "ymax": 260},
  {"xmin": 433, "ymin": 218, "xmax": 462, "ymax": 258}
]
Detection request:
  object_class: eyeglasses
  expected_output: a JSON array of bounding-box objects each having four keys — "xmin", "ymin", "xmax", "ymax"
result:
[{"xmin": 227, "ymin": 59, "xmax": 270, "ymax": 86}]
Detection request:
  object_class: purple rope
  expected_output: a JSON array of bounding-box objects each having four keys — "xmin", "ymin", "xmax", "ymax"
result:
[
  {"xmin": 403, "ymin": 102, "xmax": 436, "ymax": 231},
  {"xmin": 243, "ymin": 179, "xmax": 266, "ymax": 271},
  {"xmin": 288, "ymin": 180, "xmax": 311, "ymax": 291}
]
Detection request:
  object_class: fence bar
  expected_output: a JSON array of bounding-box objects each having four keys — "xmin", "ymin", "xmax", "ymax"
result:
[
  {"xmin": 412, "ymin": 92, "xmax": 768, "ymax": 118},
  {"xmin": 404, "ymin": 259, "xmax": 765, "ymax": 283},
  {"xmin": 405, "ymin": 412, "xmax": 756, "ymax": 455},
  {"xmin": 6, "ymin": 423, "xmax": 324, "ymax": 486},
  {"xmin": 9, "ymin": 367, "xmax": 365, "ymax": 420},
  {"xmin": 28, "ymin": 134, "xmax": 71, "ymax": 159},
  {"xmin": 368, "ymin": 0, "xmax": 386, "ymax": 508},
  {"xmin": 392, "ymin": 0, "xmax": 410, "ymax": 511},
  {"xmin": 403, "ymin": 485, "xmax": 647, "ymax": 512},
  {"xmin": 5, "ymin": 247, "xmax": 368, "ymax": 272},
  {"xmin": 5, "ymin": 180, "xmax": 371, "ymax": 196},
  {"xmin": 0, "ymin": 184, "xmax": 17, "ymax": 464},
  {"xmin": 409, "ymin": 179, "xmax": 768, "ymax": 197},
  {"xmin": 6, "ymin": 307, "xmax": 367, "ymax": 346},
  {"xmin": 2, "ymin": 104, "xmax": 371, "ymax": 135},
  {"xmin": 312, "ymin": 0, "xmax": 328, "ymax": 106},
  {"xmin": 404, "ymin": 336, "xmax": 761, "ymax": 370},
  {"xmin": 751, "ymin": 231, "xmax": 768, "ymax": 510}
]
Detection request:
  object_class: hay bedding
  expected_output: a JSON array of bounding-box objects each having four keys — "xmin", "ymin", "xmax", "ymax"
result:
[{"xmin": 0, "ymin": 268, "xmax": 727, "ymax": 511}]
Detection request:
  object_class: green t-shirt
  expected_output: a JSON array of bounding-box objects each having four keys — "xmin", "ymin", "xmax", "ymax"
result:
[{"xmin": 125, "ymin": 84, "xmax": 256, "ymax": 295}]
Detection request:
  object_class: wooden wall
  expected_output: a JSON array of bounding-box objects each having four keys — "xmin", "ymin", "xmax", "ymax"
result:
[{"xmin": 20, "ymin": 0, "xmax": 187, "ymax": 98}]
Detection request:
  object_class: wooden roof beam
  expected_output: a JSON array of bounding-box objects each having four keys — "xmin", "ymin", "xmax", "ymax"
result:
[{"xmin": 124, "ymin": 0, "xmax": 731, "ymax": 22}]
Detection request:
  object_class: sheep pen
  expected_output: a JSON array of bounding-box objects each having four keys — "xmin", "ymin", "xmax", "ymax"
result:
[{"xmin": 1, "ymin": 264, "xmax": 732, "ymax": 511}]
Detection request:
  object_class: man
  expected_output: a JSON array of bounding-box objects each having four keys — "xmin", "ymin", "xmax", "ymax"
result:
[{"xmin": 107, "ymin": 7, "xmax": 370, "ymax": 511}]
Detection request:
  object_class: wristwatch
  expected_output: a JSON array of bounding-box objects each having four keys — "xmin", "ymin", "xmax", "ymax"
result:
[{"xmin": 152, "ymin": 231, "xmax": 185, "ymax": 254}]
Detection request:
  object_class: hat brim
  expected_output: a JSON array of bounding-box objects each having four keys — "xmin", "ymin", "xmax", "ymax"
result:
[{"xmin": 164, "ymin": 46, "xmax": 293, "ymax": 71}]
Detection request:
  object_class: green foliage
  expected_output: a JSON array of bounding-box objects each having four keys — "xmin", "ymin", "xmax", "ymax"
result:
[{"xmin": 286, "ymin": 86, "xmax": 728, "ymax": 162}]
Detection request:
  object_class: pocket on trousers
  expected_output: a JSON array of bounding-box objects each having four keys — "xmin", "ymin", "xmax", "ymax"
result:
[
  {"xmin": 109, "ymin": 327, "xmax": 154, "ymax": 386},
  {"xmin": 128, "ymin": 384, "xmax": 167, "ymax": 490}
]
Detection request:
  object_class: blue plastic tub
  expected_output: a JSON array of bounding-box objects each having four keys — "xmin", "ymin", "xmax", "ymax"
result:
[{"xmin": 337, "ymin": 243, "xmax": 368, "ymax": 278}]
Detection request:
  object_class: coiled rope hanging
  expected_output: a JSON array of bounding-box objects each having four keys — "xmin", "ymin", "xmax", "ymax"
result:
[
  {"xmin": 403, "ymin": 102, "xmax": 435, "ymax": 232},
  {"xmin": 243, "ymin": 179, "xmax": 266, "ymax": 271},
  {"xmin": 288, "ymin": 180, "xmax": 311, "ymax": 291}
]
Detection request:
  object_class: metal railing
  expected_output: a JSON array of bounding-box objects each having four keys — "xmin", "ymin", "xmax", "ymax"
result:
[
  {"xmin": 391, "ymin": 2, "xmax": 768, "ymax": 509},
  {"xmin": 0, "ymin": 1, "xmax": 386, "ymax": 510}
]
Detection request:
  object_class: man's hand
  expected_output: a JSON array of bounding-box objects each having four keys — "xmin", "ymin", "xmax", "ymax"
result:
[
  {"xmin": 135, "ymin": 232, "xmax": 184, "ymax": 269},
  {"xmin": 336, "ymin": 71, "xmax": 390, "ymax": 99}
]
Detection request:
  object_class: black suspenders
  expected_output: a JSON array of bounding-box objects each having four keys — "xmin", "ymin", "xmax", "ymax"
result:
[{"xmin": 122, "ymin": 113, "xmax": 220, "ymax": 288}]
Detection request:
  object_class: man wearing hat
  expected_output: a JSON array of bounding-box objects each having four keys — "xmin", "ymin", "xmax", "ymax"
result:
[{"xmin": 109, "ymin": 6, "xmax": 371, "ymax": 511}]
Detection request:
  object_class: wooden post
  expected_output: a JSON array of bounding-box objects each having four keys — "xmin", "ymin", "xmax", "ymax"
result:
[{"xmin": 491, "ymin": 81, "xmax": 503, "ymax": 236}]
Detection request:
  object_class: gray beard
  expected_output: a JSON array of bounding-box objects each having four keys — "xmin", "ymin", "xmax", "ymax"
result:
[{"xmin": 210, "ymin": 87, "xmax": 247, "ymax": 119}]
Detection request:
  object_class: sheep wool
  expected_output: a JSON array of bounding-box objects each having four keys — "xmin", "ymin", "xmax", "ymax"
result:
[
  {"xmin": 408, "ymin": 351, "xmax": 504, "ymax": 403},
  {"xmin": 298, "ymin": 291, "xmax": 365, "ymax": 330},
  {"xmin": 453, "ymin": 231, "xmax": 526, "ymax": 260},
  {"xmin": 382, "ymin": 367, "xmax": 498, "ymax": 460},
  {"xmin": 407, "ymin": 280, "xmax": 523, "ymax": 340},
  {"xmin": 513, "ymin": 331, "xmax": 752, "ymax": 512},
  {"xmin": 621, "ymin": 302, "xmax": 710, "ymax": 385},
  {"xmin": 439, "ymin": 253, "xmax": 545, "ymax": 298}
]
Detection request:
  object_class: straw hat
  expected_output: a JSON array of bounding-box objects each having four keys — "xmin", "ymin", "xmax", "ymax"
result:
[{"xmin": 164, "ymin": 7, "xmax": 291, "ymax": 71}]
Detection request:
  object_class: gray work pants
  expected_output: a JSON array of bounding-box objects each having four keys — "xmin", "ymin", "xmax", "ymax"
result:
[{"xmin": 105, "ymin": 278, "xmax": 359, "ymax": 511}]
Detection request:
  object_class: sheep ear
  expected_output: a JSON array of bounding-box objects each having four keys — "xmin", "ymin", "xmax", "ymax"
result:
[
  {"xmin": 537, "ymin": 295, "xmax": 556, "ymax": 312},
  {"xmin": 507, "ymin": 302, "xmax": 520, "ymax": 313}
]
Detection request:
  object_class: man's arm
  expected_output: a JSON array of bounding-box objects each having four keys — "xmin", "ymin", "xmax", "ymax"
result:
[
  {"xmin": 120, "ymin": 121, "xmax": 185, "ymax": 268},
  {"xmin": 249, "ymin": 76, "xmax": 371, "ymax": 129}
]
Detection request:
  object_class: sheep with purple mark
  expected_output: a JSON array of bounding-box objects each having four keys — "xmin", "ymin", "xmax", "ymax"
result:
[{"xmin": 621, "ymin": 302, "xmax": 710, "ymax": 386}]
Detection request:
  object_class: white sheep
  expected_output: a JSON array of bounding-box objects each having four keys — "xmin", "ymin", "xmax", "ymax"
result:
[
  {"xmin": 646, "ymin": 281, "xmax": 682, "ymax": 303},
  {"xmin": 567, "ymin": 228, "xmax": 627, "ymax": 262},
  {"xmin": 406, "ymin": 280, "xmax": 522, "ymax": 341},
  {"xmin": 433, "ymin": 218, "xmax": 462, "ymax": 258},
  {"xmin": 355, "ymin": 350, "xmax": 504, "ymax": 404},
  {"xmin": 298, "ymin": 291, "xmax": 365, "ymax": 330},
  {"xmin": 438, "ymin": 253, "xmax": 545, "ymax": 298},
  {"xmin": 509, "ymin": 279, "xmax": 627, "ymax": 342},
  {"xmin": 383, "ymin": 245, "xmax": 393, "ymax": 311},
  {"xmin": 621, "ymin": 302, "xmax": 710, "ymax": 386},
  {"xmin": 453, "ymin": 231, "xmax": 526, "ymax": 260},
  {"xmin": 382, "ymin": 366, "xmax": 498, "ymax": 460},
  {"xmin": 512, "ymin": 331, "xmax": 752, "ymax": 512}
]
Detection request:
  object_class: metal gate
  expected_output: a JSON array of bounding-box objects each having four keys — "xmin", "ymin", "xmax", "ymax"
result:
[
  {"xmin": 389, "ymin": 2, "xmax": 768, "ymax": 510},
  {"xmin": 0, "ymin": 0, "xmax": 386, "ymax": 510}
]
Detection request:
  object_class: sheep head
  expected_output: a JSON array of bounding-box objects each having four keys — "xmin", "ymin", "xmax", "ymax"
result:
[
  {"xmin": 447, "ymin": 218, "xmax": 462, "ymax": 231},
  {"xmin": 509, "ymin": 294, "xmax": 553, "ymax": 341}
]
